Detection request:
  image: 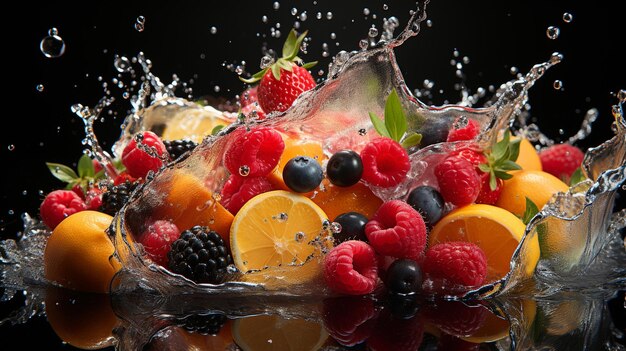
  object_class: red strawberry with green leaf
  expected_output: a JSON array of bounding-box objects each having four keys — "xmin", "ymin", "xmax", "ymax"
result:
[
  {"xmin": 46, "ymin": 154, "xmax": 107, "ymax": 197},
  {"xmin": 240, "ymin": 29, "xmax": 317, "ymax": 114},
  {"xmin": 476, "ymin": 130, "xmax": 522, "ymax": 204}
]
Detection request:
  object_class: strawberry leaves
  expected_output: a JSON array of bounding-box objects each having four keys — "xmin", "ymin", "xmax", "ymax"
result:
[
  {"xmin": 241, "ymin": 29, "xmax": 317, "ymax": 83},
  {"xmin": 369, "ymin": 88, "xmax": 422, "ymax": 149},
  {"xmin": 478, "ymin": 130, "xmax": 522, "ymax": 190},
  {"xmin": 47, "ymin": 154, "xmax": 106, "ymax": 193}
]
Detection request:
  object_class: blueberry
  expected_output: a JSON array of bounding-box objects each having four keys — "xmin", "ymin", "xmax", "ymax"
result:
[
  {"xmin": 385, "ymin": 259, "xmax": 422, "ymax": 295},
  {"xmin": 406, "ymin": 186, "xmax": 444, "ymax": 227},
  {"xmin": 283, "ymin": 156, "xmax": 323, "ymax": 193},
  {"xmin": 333, "ymin": 212, "xmax": 368, "ymax": 244},
  {"xmin": 327, "ymin": 150, "xmax": 363, "ymax": 187},
  {"xmin": 418, "ymin": 118, "xmax": 453, "ymax": 147}
]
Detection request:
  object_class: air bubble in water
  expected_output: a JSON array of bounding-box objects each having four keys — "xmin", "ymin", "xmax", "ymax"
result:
[
  {"xmin": 363, "ymin": 8, "xmax": 370, "ymax": 16},
  {"xmin": 290, "ymin": 7, "xmax": 297, "ymax": 16},
  {"xmin": 114, "ymin": 56, "xmax": 131, "ymax": 73},
  {"xmin": 273, "ymin": 1, "xmax": 280, "ymax": 10},
  {"xmin": 326, "ymin": 12, "xmax": 333, "ymax": 20},
  {"xmin": 40, "ymin": 28, "xmax": 66, "ymax": 58},
  {"xmin": 563, "ymin": 12, "xmax": 573, "ymax": 23},
  {"xmin": 36, "ymin": 84, "xmax": 44, "ymax": 92},
  {"xmin": 553, "ymin": 80, "xmax": 563, "ymax": 90},
  {"xmin": 262, "ymin": 15, "xmax": 268, "ymax": 23},
  {"xmin": 210, "ymin": 26, "xmax": 217, "ymax": 34},
  {"xmin": 383, "ymin": 4, "xmax": 388, "ymax": 10},
  {"xmin": 546, "ymin": 26, "xmax": 560, "ymax": 40}
]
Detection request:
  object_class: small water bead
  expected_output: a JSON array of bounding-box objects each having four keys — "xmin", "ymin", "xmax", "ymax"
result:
[
  {"xmin": 7, "ymin": 144, "xmax": 15, "ymax": 151},
  {"xmin": 563, "ymin": 12, "xmax": 573, "ymax": 23},
  {"xmin": 383, "ymin": 4, "xmax": 388, "ymax": 10},
  {"xmin": 122, "ymin": 92, "xmax": 130, "ymax": 99},
  {"xmin": 262, "ymin": 15, "xmax": 268, "ymax": 23},
  {"xmin": 214, "ymin": 85, "xmax": 220, "ymax": 93},
  {"xmin": 553, "ymin": 80, "xmax": 563, "ymax": 90},
  {"xmin": 326, "ymin": 12, "xmax": 333, "ymax": 20},
  {"xmin": 260, "ymin": 55, "xmax": 274, "ymax": 69},
  {"xmin": 550, "ymin": 52, "xmax": 564, "ymax": 64},
  {"xmin": 39, "ymin": 28, "xmax": 66, "ymax": 58},
  {"xmin": 114, "ymin": 56, "xmax": 131, "ymax": 73},
  {"xmin": 423, "ymin": 79, "xmax": 434, "ymax": 89},
  {"xmin": 8, "ymin": 210, "xmax": 14, "ymax": 215},
  {"xmin": 316, "ymin": 12, "xmax": 322, "ymax": 20},
  {"xmin": 330, "ymin": 32, "xmax": 336, "ymax": 40},
  {"xmin": 290, "ymin": 7, "xmax": 297, "ymax": 16},
  {"xmin": 273, "ymin": 1, "xmax": 280, "ymax": 10},
  {"xmin": 617, "ymin": 89, "xmax": 626, "ymax": 102},
  {"xmin": 363, "ymin": 8, "xmax": 370, "ymax": 16},
  {"xmin": 299, "ymin": 12, "xmax": 307, "ymax": 21},
  {"xmin": 368, "ymin": 27, "xmax": 378, "ymax": 38},
  {"xmin": 510, "ymin": 66, "xmax": 519, "ymax": 75},
  {"xmin": 238, "ymin": 165, "xmax": 250, "ymax": 176},
  {"xmin": 359, "ymin": 39, "xmax": 369, "ymax": 50},
  {"xmin": 36, "ymin": 84, "xmax": 44, "ymax": 92},
  {"xmin": 426, "ymin": 19, "xmax": 433, "ymax": 27},
  {"xmin": 546, "ymin": 26, "xmax": 560, "ymax": 40},
  {"xmin": 210, "ymin": 26, "xmax": 217, "ymax": 34},
  {"xmin": 294, "ymin": 232, "xmax": 305, "ymax": 242},
  {"xmin": 134, "ymin": 16, "xmax": 145, "ymax": 32},
  {"xmin": 274, "ymin": 213, "xmax": 288, "ymax": 222},
  {"xmin": 317, "ymin": 69, "xmax": 324, "ymax": 76},
  {"xmin": 358, "ymin": 128, "xmax": 367, "ymax": 136}
]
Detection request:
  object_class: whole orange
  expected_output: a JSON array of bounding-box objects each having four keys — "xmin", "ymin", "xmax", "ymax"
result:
[
  {"xmin": 44, "ymin": 210, "xmax": 120, "ymax": 293},
  {"xmin": 496, "ymin": 170, "xmax": 569, "ymax": 217}
]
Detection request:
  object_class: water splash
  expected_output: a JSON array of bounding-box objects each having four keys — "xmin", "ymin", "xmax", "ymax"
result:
[{"xmin": 39, "ymin": 28, "xmax": 66, "ymax": 58}]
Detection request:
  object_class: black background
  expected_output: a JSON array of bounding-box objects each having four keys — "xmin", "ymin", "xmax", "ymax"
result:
[{"xmin": 1, "ymin": 1, "xmax": 623, "ymax": 350}]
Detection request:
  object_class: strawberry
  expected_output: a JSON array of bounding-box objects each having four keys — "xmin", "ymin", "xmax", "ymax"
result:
[{"xmin": 240, "ymin": 29, "xmax": 317, "ymax": 114}]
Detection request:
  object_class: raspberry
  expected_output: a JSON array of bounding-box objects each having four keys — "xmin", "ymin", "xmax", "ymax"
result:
[
  {"xmin": 39, "ymin": 190, "xmax": 87, "ymax": 229},
  {"xmin": 322, "ymin": 296, "xmax": 379, "ymax": 346},
  {"xmin": 360, "ymin": 138, "xmax": 410, "ymax": 187},
  {"xmin": 113, "ymin": 171, "xmax": 139, "ymax": 186},
  {"xmin": 422, "ymin": 242, "xmax": 487, "ymax": 288},
  {"xmin": 449, "ymin": 146, "xmax": 487, "ymax": 172},
  {"xmin": 71, "ymin": 184, "xmax": 85, "ymax": 199},
  {"xmin": 85, "ymin": 187, "xmax": 104, "ymax": 210},
  {"xmin": 539, "ymin": 143, "xmax": 584, "ymax": 181},
  {"xmin": 220, "ymin": 175, "xmax": 274, "ymax": 214},
  {"xmin": 446, "ymin": 117, "xmax": 480, "ymax": 142},
  {"xmin": 324, "ymin": 240, "xmax": 379, "ymax": 295},
  {"xmin": 422, "ymin": 300, "xmax": 487, "ymax": 338},
  {"xmin": 121, "ymin": 131, "xmax": 168, "ymax": 179},
  {"xmin": 223, "ymin": 127, "xmax": 284, "ymax": 177},
  {"xmin": 367, "ymin": 309, "xmax": 424, "ymax": 351},
  {"xmin": 140, "ymin": 220, "xmax": 181, "ymax": 266},
  {"xmin": 434, "ymin": 155, "xmax": 481, "ymax": 206},
  {"xmin": 365, "ymin": 200, "xmax": 427, "ymax": 261},
  {"xmin": 475, "ymin": 173, "xmax": 502, "ymax": 205},
  {"xmin": 241, "ymin": 101, "xmax": 266, "ymax": 120}
]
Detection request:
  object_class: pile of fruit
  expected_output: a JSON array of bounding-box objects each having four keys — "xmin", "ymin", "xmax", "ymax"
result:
[{"xmin": 39, "ymin": 29, "xmax": 584, "ymax": 297}]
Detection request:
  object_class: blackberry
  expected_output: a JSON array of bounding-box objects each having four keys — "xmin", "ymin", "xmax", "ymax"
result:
[
  {"xmin": 99, "ymin": 180, "xmax": 139, "ymax": 215},
  {"xmin": 163, "ymin": 139, "xmax": 198, "ymax": 160},
  {"xmin": 175, "ymin": 313, "xmax": 227, "ymax": 335},
  {"xmin": 167, "ymin": 226, "xmax": 233, "ymax": 284}
]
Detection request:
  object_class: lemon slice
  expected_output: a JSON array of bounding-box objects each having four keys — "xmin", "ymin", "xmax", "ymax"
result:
[
  {"xmin": 230, "ymin": 190, "xmax": 331, "ymax": 285},
  {"xmin": 428, "ymin": 204, "xmax": 540, "ymax": 279},
  {"xmin": 233, "ymin": 315, "xmax": 328, "ymax": 351}
]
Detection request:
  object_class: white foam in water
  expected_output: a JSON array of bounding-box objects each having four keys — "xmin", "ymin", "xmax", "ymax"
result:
[{"xmin": 1, "ymin": 1, "xmax": 625, "ymax": 348}]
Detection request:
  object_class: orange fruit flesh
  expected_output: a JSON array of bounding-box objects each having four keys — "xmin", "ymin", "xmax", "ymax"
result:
[
  {"xmin": 44, "ymin": 211, "xmax": 120, "ymax": 293},
  {"xmin": 232, "ymin": 314, "xmax": 328, "ymax": 351},
  {"xmin": 156, "ymin": 170, "xmax": 234, "ymax": 244}
]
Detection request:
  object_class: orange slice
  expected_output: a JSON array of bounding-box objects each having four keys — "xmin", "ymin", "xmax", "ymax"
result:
[
  {"xmin": 311, "ymin": 179, "xmax": 383, "ymax": 220},
  {"xmin": 232, "ymin": 315, "xmax": 328, "ymax": 351},
  {"xmin": 428, "ymin": 204, "xmax": 540, "ymax": 280},
  {"xmin": 230, "ymin": 190, "xmax": 331, "ymax": 285}
]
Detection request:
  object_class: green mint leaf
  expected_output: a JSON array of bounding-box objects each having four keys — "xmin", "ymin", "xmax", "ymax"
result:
[
  {"xmin": 494, "ymin": 170, "xmax": 513, "ymax": 180},
  {"xmin": 282, "ymin": 29, "xmax": 299, "ymax": 58},
  {"xmin": 522, "ymin": 197, "xmax": 540, "ymax": 225},
  {"xmin": 301, "ymin": 61, "xmax": 318, "ymax": 69},
  {"xmin": 499, "ymin": 160, "xmax": 523, "ymax": 171},
  {"xmin": 384, "ymin": 88, "xmax": 407, "ymax": 142},
  {"xmin": 509, "ymin": 138, "xmax": 521, "ymax": 162},
  {"xmin": 570, "ymin": 167, "xmax": 585, "ymax": 186},
  {"xmin": 46, "ymin": 162, "xmax": 79, "ymax": 183},
  {"xmin": 492, "ymin": 137, "xmax": 508, "ymax": 160},
  {"xmin": 211, "ymin": 124, "xmax": 225, "ymax": 136},
  {"xmin": 478, "ymin": 163, "xmax": 491, "ymax": 173},
  {"xmin": 489, "ymin": 171, "xmax": 497, "ymax": 191},
  {"xmin": 77, "ymin": 153, "xmax": 95, "ymax": 178},
  {"xmin": 401, "ymin": 133, "xmax": 422, "ymax": 149},
  {"xmin": 368, "ymin": 112, "xmax": 390, "ymax": 138}
]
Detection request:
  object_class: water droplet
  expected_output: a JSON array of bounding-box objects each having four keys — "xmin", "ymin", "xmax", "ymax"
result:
[
  {"xmin": 238, "ymin": 165, "xmax": 250, "ymax": 176},
  {"xmin": 330, "ymin": 32, "xmax": 336, "ymax": 40},
  {"xmin": 134, "ymin": 22, "xmax": 144, "ymax": 32},
  {"xmin": 383, "ymin": 4, "xmax": 389, "ymax": 10},
  {"xmin": 617, "ymin": 89, "xmax": 626, "ymax": 103},
  {"xmin": 563, "ymin": 12, "xmax": 573, "ymax": 23},
  {"xmin": 330, "ymin": 222, "xmax": 342, "ymax": 234},
  {"xmin": 294, "ymin": 232, "xmax": 305, "ymax": 242},
  {"xmin": 299, "ymin": 12, "xmax": 307, "ymax": 21},
  {"xmin": 114, "ymin": 56, "xmax": 131, "ymax": 73},
  {"xmin": 553, "ymin": 80, "xmax": 563, "ymax": 90},
  {"xmin": 550, "ymin": 52, "xmax": 564, "ymax": 64},
  {"xmin": 273, "ymin": 1, "xmax": 280, "ymax": 10},
  {"xmin": 39, "ymin": 29, "xmax": 66, "ymax": 58},
  {"xmin": 326, "ymin": 12, "xmax": 333, "ymax": 20},
  {"xmin": 122, "ymin": 91, "xmax": 130, "ymax": 99},
  {"xmin": 8, "ymin": 210, "xmax": 14, "ymax": 215},
  {"xmin": 426, "ymin": 20, "xmax": 433, "ymax": 27},
  {"xmin": 210, "ymin": 26, "xmax": 217, "ymax": 34},
  {"xmin": 359, "ymin": 39, "xmax": 369, "ymax": 50},
  {"xmin": 290, "ymin": 7, "xmax": 298, "ymax": 16},
  {"xmin": 36, "ymin": 84, "xmax": 44, "ymax": 92},
  {"xmin": 316, "ymin": 12, "xmax": 322, "ymax": 20},
  {"xmin": 423, "ymin": 79, "xmax": 434, "ymax": 89},
  {"xmin": 358, "ymin": 128, "xmax": 367, "ymax": 136},
  {"xmin": 368, "ymin": 27, "xmax": 378, "ymax": 38},
  {"xmin": 137, "ymin": 15, "xmax": 145, "ymax": 23},
  {"xmin": 274, "ymin": 212, "xmax": 288, "ymax": 222},
  {"xmin": 214, "ymin": 85, "xmax": 221, "ymax": 93},
  {"xmin": 546, "ymin": 26, "xmax": 560, "ymax": 40},
  {"xmin": 510, "ymin": 66, "xmax": 519, "ymax": 75},
  {"xmin": 7, "ymin": 144, "xmax": 15, "ymax": 151},
  {"xmin": 363, "ymin": 8, "xmax": 370, "ymax": 16},
  {"xmin": 262, "ymin": 15, "xmax": 268, "ymax": 23}
]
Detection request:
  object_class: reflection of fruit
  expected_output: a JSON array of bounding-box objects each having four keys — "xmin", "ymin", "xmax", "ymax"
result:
[
  {"xmin": 544, "ymin": 298, "xmax": 586, "ymax": 336},
  {"xmin": 322, "ymin": 296, "xmax": 379, "ymax": 346},
  {"xmin": 460, "ymin": 299, "xmax": 536, "ymax": 344},
  {"xmin": 514, "ymin": 137, "xmax": 542, "ymax": 171},
  {"xmin": 496, "ymin": 170, "xmax": 569, "ymax": 217},
  {"xmin": 422, "ymin": 301, "xmax": 487, "ymax": 338},
  {"xmin": 159, "ymin": 170, "xmax": 234, "ymax": 244},
  {"xmin": 230, "ymin": 190, "xmax": 330, "ymax": 284},
  {"xmin": 44, "ymin": 210, "xmax": 120, "ymax": 293},
  {"xmin": 45, "ymin": 287, "xmax": 117, "ymax": 350},
  {"xmin": 367, "ymin": 309, "xmax": 424, "ymax": 351},
  {"xmin": 311, "ymin": 179, "xmax": 382, "ymax": 221},
  {"xmin": 428, "ymin": 204, "xmax": 539, "ymax": 280},
  {"xmin": 232, "ymin": 314, "xmax": 328, "ymax": 351},
  {"xmin": 178, "ymin": 319, "xmax": 234, "ymax": 349}
]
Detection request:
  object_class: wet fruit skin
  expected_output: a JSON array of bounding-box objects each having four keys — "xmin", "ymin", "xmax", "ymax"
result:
[
  {"xmin": 327, "ymin": 150, "xmax": 363, "ymax": 187},
  {"xmin": 385, "ymin": 258, "xmax": 423, "ymax": 295},
  {"xmin": 333, "ymin": 212, "xmax": 369, "ymax": 244},
  {"xmin": 283, "ymin": 156, "xmax": 324, "ymax": 193},
  {"xmin": 406, "ymin": 186, "xmax": 445, "ymax": 228}
]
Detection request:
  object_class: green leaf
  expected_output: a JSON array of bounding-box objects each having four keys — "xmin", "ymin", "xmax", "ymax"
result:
[
  {"xmin": 282, "ymin": 29, "xmax": 299, "ymax": 58},
  {"xmin": 211, "ymin": 124, "xmax": 225, "ymax": 135},
  {"xmin": 301, "ymin": 61, "xmax": 318, "ymax": 69},
  {"xmin": 288, "ymin": 30, "xmax": 309, "ymax": 60},
  {"xmin": 508, "ymin": 138, "xmax": 521, "ymax": 162},
  {"xmin": 492, "ymin": 137, "xmax": 508, "ymax": 160},
  {"xmin": 47, "ymin": 162, "xmax": 79, "ymax": 183},
  {"xmin": 368, "ymin": 112, "xmax": 390, "ymax": 138},
  {"xmin": 522, "ymin": 197, "xmax": 540, "ymax": 225},
  {"xmin": 94, "ymin": 169, "xmax": 105, "ymax": 180},
  {"xmin": 276, "ymin": 58, "xmax": 294, "ymax": 72},
  {"xmin": 77, "ymin": 154, "xmax": 95, "ymax": 178},
  {"xmin": 570, "ymin": 167, "xmax": 585, "ymax": 186},
  {"xmin": 239, "ymin": 68, "xmax": 268, "ymax": 83},
  {"xmin": 499, "ymin": 160, "xmax": 523, "ymax": 171},
  {"xmin": 401, "ymin": 133, "xmax": 422, "ymax": 149},
  {"xmin": 383, "ymin": 89, "xmax": 407, "ymax": 142},
  {"xmin": 494, "ymin": 170, "xmax": 513, "ymax": 180},
  {"xmin": 489, "ymin": 171, "xmax": 497, "ymax": 191},
  {"xmin": 270, "ymin": 63, "xmax": 281, "ymax": 80},
  {"xmin": 478, "ymin": 163, "xmax": 491, "ymax": 173}
]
